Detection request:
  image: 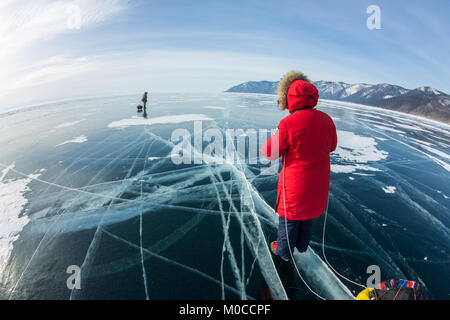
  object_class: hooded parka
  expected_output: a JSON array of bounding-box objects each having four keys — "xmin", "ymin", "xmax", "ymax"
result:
[{"xmin": 262, "ymin": 71, "xmax": 337, "ymax": 220}]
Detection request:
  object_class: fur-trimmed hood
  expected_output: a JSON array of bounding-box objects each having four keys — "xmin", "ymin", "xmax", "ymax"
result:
[{"xmin": 277, "ymin": 71, "xmax": 318, "ymax": 112}]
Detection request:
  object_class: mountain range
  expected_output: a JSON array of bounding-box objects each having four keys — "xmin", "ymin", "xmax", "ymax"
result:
[{"xmin": 225, "ymin": 80, "xmax": 450, "ymax": 124}]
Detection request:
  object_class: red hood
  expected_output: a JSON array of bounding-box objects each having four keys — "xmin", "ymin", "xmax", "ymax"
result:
[{"xmin": 286, "ymin": 80, "xmax": 319, "ymax": 113}]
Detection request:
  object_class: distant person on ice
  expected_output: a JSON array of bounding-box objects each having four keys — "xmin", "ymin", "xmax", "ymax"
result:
[
  {"xmin": 142, "ymin": 91, "xmax": 148, "ymax": 109},
  {"xmin": 261, "ymin": 71, "xmax": 337, "ymax": 261}
]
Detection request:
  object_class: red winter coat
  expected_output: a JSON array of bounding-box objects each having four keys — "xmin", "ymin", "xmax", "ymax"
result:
[{"xmin": 262, "ymin": 78, "xmax": 337, "ymax": 221}]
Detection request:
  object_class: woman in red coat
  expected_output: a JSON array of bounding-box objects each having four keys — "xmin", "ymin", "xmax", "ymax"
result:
[{"xmin": 261, "ymin": 71, "xmax": 337, "ymax": 261}]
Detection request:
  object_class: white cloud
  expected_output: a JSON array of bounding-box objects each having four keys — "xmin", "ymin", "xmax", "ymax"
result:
[
  {"xmin": 1, "ymin": 55, "xmax": 97, "ymax": 96},
  {"xmin": 0, "ymin": 0, "xmax": 127, "ymax": 108},
  {"xmin": 0, "ymin": 0, "xmax": 126, "ymax": 57}
]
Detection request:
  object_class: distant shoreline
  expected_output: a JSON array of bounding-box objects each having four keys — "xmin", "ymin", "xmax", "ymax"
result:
[
  {"xmin": 2, "ymin": 92, "xmax": 449, "ymax": 130},
  {"xmin": 224, "ymin": 91, "xmax": 450, "ymax": 129},
  {"xmin": 225, "ymin": 80, "xmax": 450, "ymax": 125}
]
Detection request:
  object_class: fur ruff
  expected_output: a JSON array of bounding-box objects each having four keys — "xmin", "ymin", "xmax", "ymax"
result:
[{"xmin": 277, "ymin": 71, "xmax": 310, "ymax": 110}]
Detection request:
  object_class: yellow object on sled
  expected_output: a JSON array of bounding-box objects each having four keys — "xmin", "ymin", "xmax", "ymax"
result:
[{"xmin": 356, "ymin": 288, "xmax": 374, "ymax": 300}]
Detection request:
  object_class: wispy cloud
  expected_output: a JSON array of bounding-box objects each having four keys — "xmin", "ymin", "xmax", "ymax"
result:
[
  {"xmin": 1, "ymin": 55, "xmax": 98, "ymax": 96},
  {"xmin": 0, "ymin": 0, "xmax": 126, "ymax": 57},
  {"xmin": 0, "ymin": 0, "xmax": 127, "ymax": 106}
]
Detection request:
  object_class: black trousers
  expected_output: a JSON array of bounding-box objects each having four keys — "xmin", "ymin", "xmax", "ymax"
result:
[{"xmin": 276, "ymin": 216, "xmax": 313, "ymax": 260}]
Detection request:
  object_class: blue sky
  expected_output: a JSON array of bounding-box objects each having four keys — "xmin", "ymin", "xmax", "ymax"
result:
[{"xmin": 0, "ymin": 0, "xmax": 449, "ymax": 110}]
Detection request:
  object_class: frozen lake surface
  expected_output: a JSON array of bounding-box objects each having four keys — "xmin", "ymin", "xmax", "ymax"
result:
[{"xmin": 0, "ymin": 93, "xmax": 448, "ymax": 299}]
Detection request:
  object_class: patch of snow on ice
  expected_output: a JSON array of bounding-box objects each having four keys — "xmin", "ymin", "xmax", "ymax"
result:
[
  {"xmin": 395, "ymin": 123, "xmax": 431, "ymax": 132},
  {"xmin": 331, "ymin": 164, "xmax": 381, "ymax": 174},
  {"xmin": 436, "ymin": 191, "xmax": 449, "ymax": 199},
  {"xmin": 81, "ymin": 111, "xmax": 97, "ymax": 117},
  {"xmin": 331, "ymin": 131, "xmax": 387, "ymax": 173},
  {"xmin": 409, "ymin": 138, "xmax": 433, "ymax": 147},
  {"xmin": 204, "ymin": 106, "xmax": 225, "ymax": 110},
  {"xmin": 56, "ymin": 135, "xmax": 88, "ymax": 146},
  {"xmin": 373, "ymin": 124, "xmax": 404, "ymax": 134},
  {"xmin": 421, "ymin": 145, "xmax": 450, "ymax": 161},
  {"xmin": 108, "ymin": 114, "xmax": 213, "ymax": 128},
  {"xmin": 382, "ymin": 186, "xmax": 397, "ymax": 194},
  {"xmin": 55, "ymin": 119, "xmax": 85, "ymax": 129},
  {"xmin": 0, "ymin": 162, "xmax": 40, "ymax": 268},
  {"xmin": 334, "ymin": 130, "xmax": 388, "ymax": 163}
]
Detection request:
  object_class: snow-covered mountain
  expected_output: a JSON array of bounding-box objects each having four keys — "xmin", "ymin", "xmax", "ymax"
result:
[
  {"xmin": 415, "ymin": 86, "xmax": 443, "ymax": 96},
  {"xmin": 313, "ymin": 81, "xmax": 410, "ymax": 104},
  {"xmin": 226, "ymin": 80, "xmax": 278, "ymax": 94},
  {"xmin": 225, "ymin": 80, "xmax": 450, "ymax": 124}
]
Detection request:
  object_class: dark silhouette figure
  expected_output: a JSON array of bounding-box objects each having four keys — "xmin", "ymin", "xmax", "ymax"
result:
[{"xmin": 142, "ymin": 91, "xmax": 148, "ymax": 109}]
